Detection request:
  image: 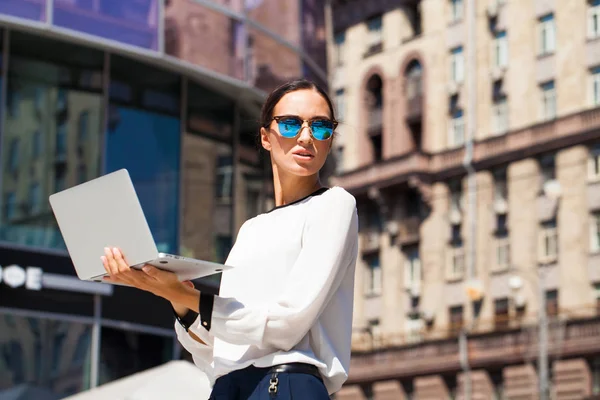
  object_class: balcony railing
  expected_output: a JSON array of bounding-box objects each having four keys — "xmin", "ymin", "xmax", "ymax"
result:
[
  {"xmin": 367, "ymin": 107, "xmax": 383, "ymax": 135},
  {"xmin": 348, "ymin": 305, "xmax": 600, "ymax": 383},
  {"xmin": 406, "ymin": 93, "xmax": 423, "ymax": 122}
]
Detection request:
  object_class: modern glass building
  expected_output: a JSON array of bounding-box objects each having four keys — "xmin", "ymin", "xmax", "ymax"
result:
[{"xmin": 0, "ymin": 1, "xmax": 328, "ymax": 398}]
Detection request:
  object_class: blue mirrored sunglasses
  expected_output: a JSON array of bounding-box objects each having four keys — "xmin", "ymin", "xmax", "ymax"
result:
[{"xmin": 267, "ymin": 115, "xmax": 337, "ymax": 141}]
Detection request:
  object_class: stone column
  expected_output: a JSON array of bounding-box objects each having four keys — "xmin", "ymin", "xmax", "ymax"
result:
[
  {"xmin": 420, "ymin": 182, "xmax": 450, "ymax": 327},
  {"xmin": 503, "ymin": 364, "xmax": 539, "ymax": 400},
  {"xmin": 508, "ymin": 158, "xmax": 541, "ymax": 316},
  {"xmin": 336, "ymin": 384, "xmax": 367, "ymax": 400},
  {"xmin": 414, "ymin": 375, "xmax": 450, "ymax": 399},
  {"xmin": 373, "ymin": 380, "xmax": 408, "ymax": 400},
  {"xmin": 556, "ymin": 146, "xmax": 593, "ymax": 311},
  {"xmin": 457, "ymin": 370, "xmax": 494, "ymax": 400},
  {"xmin": 552, "ymin": 358, "xmax": 592, "ymax": 400}
]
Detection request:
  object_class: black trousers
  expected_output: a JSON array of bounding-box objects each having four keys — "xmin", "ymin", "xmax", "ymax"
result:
[{"xmin": 208, "ymin": 365, "xmax": 330, "ymax": 400}]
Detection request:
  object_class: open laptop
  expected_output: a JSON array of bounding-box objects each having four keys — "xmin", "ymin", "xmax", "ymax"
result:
[{"xmin": 49, "ymin": 169, "xmax": 232, "ymax": 282}]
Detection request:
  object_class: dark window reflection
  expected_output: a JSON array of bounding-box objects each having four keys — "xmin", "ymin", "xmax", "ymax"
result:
[
  {"xmin": 99, "ymin": 327, "xmax": 173, "ymax": 385},
  {"xmin": 104, "ymin": 106, "xmax": 180, "ymax": 253},
  {"xmin": 0, "ymin": 314, "xmax": 92, "ymax": 398},
  {"xmin": 0, "ymin": 54, "xmax": 103, "ymax": 250}
]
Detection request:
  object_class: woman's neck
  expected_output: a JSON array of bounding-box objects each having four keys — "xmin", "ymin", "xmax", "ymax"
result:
[{"xmin": 271, "ymin": 165, "xmax": 322, "ymax": 207}]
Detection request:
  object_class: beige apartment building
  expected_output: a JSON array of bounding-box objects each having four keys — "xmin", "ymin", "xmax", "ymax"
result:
[{"xmin": 327, "ymin": 0, "xmax": 600, "ymax": 398}]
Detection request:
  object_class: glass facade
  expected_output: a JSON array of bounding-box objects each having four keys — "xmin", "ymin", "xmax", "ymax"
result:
[
  {"xmin": 0, "ymin": 314, "xmax": 92, "ymax": 398},
  {"xmin": 0, "ymin": 23, "xmax": 268, "ymax": 397},
  {"xmin": 0, "ymin": 0, "xmax": 328, "ymax": 91}
]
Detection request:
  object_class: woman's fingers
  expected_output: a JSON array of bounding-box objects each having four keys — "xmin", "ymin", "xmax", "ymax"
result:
[{"xmin": 111, "ymin": 247, "xmax": 130, "ymax": 273}]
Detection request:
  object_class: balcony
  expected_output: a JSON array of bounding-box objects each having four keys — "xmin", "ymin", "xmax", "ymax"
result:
[
  {"xmin": 397, "ymin": 216, "xmax": 420, "ymax": 245},
  {"xmin": 406, "ymin": 93, "xmax": 423, "ymax": 123},
  {"xmin": 347, "ymin": 309, "xmax": 600, "ymax": 384},
  {"xmin": 367, "ymin": 107, "xmax": 383, "ymax": 135},
  {"xmin": 333, "ymin": 107, "xmax": 600, "ymax": 194}
]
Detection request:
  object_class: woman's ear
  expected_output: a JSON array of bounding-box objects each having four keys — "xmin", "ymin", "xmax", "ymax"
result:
[{"xmin": 260, "ymin": 127, "xmax": 272, "ymax": 152}]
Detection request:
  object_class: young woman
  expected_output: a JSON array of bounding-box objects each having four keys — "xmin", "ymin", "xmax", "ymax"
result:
[{"xmin": 101, "ymin": 79, "xmax": 359, "ymax": 399}]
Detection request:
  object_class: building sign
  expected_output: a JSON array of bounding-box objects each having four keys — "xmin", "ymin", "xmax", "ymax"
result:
[{"xmin": 0, "ymin": 265, "xmax": 43, "ymax": 290}]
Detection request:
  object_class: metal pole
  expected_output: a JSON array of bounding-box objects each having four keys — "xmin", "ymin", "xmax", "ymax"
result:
[
  {"xmin": 461, "ymin": 0, "xmax": 477, "ymax": 398},
  {"xmin": 90, "ymin": 294, "xmax": 102, "ymax": 388},
  {"xmin": 538, "ymin": 267, "xmax": 549, "ymax": 400},
  {"xmin": 459, "ymin": 328, "xmax": 471, "ymax": 400}
]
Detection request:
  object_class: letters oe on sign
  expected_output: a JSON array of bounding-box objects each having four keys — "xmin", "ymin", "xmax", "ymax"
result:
[{"xmin": 0, "ymin": 265, "xmax": 43, "ymax": 290}]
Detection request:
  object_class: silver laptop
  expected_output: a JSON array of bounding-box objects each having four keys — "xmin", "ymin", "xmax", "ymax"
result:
[{"xmin": 49, "ymin": 169, "xmax": 232, "ymax": 282}]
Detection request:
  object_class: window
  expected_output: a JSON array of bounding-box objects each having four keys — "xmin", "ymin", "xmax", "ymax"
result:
[
  {"xmin": 450, "ymin": 46, "xmax": 465, "ymax": 83},
  {"xmin": 591, "ymin": 212, "xmax": 600, "ymax": 253},
  {"xmin": 448, "ymin": 224, "xmax": 465, "ymax": 280},
  {"xmin": 8, "ymin": 138, "xmax": 19, "ymax": 173},
  {"xmin": 538, "ymin": 14, "xmax": 556, "ymax": 56},
  {"xmin": 56, "ymin": 123, "xmax": 67, "ymax": 157},
  {"xmin": 78, "ymin": 110, "xmax": 89, "ymax": 143},
  {"xmin": 540, "ymin": 81, "xmax": 556, "ymax": 121},
  {"xmin": 492, "ymin": 95, "xmax": 508, "ymax": 135},
  {"xmin": 591, "ymin": 67, "xmax": 600, "ymax": 107},
  {"xmin": 493, "ymin": 31, "xmax": 508, "ymax": 68},
  {"xmin": 54, "ymin": 171, "xmax": 67, "ymax": 193},
  {"xmin": 588, "ymin": 144, "xmax": 600, "ymax": 181},
  {"xmin": 404, "ymin": 245, "xmax": 421, "ymax": 292},
  {"xmin": 493, "ymin": 167, "xmax": 508, "ymax": 204},
  {"xmin": 32, "ymin": 130, "xmax": 42, "ymax": 159},
  {"xmin": 215, "ymin": 155, "xmax": 233, "ymax": 203},
  {"xmin": 364, "ymin": 254, "xmax": 382, "ymax": 296},
  {"xmin": 366, "ymin": 15, "xmax": 383, "ymax": 52},
  {"xmin": 215, "ymin": 235, "xmax": 232, "ymax": 264},
  {"xmin": 449, "ymin": 305, "xmax": 464, "ymax": 334},
  {"xmin": 589, "ymin": 0, "xmax": 600, "ymax": 40},
  {"xmin": 539, "ymin": 219, "xmax": 558, "ymax": 263},
  {"xmin": 335, "ymin": 88, "xmax": 345, "ymax": 122},
  {"xmin": 495, "ymin": 236, "xmax": 510, "ymax": 270},
  {"xmin": 450, "ymin": 0, "xmax": 464, "ymax": 22},
  {"xmin": 29, "ymin": 183, "xmax": 41, "ymax": 215},
  {"xmin": 545, "ymin": 289, "xmax": 558, "ymax": 317},
  {"xmin": 334, "ymin": 31, "xmax": 345, "ymax": 65},
  {"xmin": 4, "ymin": 192, "xmax": 16, "ymax": 220},
  {"xmin": 494, "ymin": 298, "xmax": 510, "ymax": 329},
  {"xmin": 539, "ymin": 153, "xmax": 556, "ymax": 187},
  {"xmin": 450, "ymin": 181, "xmax": 463, "ymax": 212},
  {"xmin": 77, "ymin": 164, "xmax": 87, "ymax": 184},
  {"xmin": 449, "ymin": 109, "xmax": 465, "ymax": 147}
]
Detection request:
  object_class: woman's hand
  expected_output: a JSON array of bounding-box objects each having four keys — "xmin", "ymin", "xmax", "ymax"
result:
[{"xmin": 101, "ymin": 247, "xmax": 183, "ymax": 301}]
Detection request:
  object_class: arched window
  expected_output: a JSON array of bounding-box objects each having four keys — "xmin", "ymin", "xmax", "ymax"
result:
[
  {"xmin": 405, "ymin": 60, "xmax": 423, "ymax": 100},
  {"xmin": 365, "ymin": 74, "xmax": 384, "ymax": 162}
]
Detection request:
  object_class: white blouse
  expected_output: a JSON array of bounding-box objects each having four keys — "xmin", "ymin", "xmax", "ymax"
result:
[{"xmin": 175, "ymin": 186, "xmax": 359, "ymax": 394}]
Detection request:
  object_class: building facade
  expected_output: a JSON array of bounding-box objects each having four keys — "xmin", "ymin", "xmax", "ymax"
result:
[
  {"xmin": 0, "ymin": 0, "xmax": 327, "ymax": 398},
  {"xmin": 327, "ymin": 0, "xmax": 600, "ymax": 398}
]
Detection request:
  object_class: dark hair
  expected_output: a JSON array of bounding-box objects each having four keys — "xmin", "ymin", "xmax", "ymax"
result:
[{"xmin": 259, "ymin": 79, "xmax": 336, "ymax": 129}]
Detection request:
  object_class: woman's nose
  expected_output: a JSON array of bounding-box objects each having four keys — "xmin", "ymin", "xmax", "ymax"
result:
[{"xmin": 297, "ymin": 122, "xmax": 313, "ymax": 144}]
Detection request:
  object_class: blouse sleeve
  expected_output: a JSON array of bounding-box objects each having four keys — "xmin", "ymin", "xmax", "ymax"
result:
[
  {"xmin": 174, "ymin": 314, "xmax": 214, "ymax": 375},
  {"xmin": 200, "ymin": 188, "xmax": 358, "ymax": 351}
]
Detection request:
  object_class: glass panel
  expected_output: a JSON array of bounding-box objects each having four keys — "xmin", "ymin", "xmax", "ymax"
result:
[
  {"xmin": 248, "ymin": 27, "xmax": 302, "ymax": 93},
  {"xmin": 163, "ymin": 1, "xmax": 243, "ymax": 80},
  {"xmin": 0, "ymin": 314, "xmax": 92, "ymax": 397},
  {"xmin": 53, "ymin": 0, "xmax": 159, "ymax": 51},
  {"xmin": 99, "ymin": 326, "xmax": 172, "ymax": 385},
  {"xmin": 106, "ymin": 55, "xmax": 180, "ymax": 254},
  {"xmin": 180, "ymin": 80, "xmax": 234, "ymax": 271},
  {"xmin": 0, "ymin": 0, "xmax": 47, "ymax": 22},
  {"xmin": 1, "ymin": 34, "xmax": 104, "ymax": 250}
]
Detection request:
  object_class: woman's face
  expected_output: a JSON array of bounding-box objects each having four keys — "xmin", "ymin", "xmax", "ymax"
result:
[{"xmin": 260, "ymin": 89, "xmax": 333, "ymax": 178}]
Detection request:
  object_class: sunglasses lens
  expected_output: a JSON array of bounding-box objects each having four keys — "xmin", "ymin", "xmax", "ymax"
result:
[
  {"xmin": 310, "ymin": 120, "xmax": 334, "ymax": 140},
  {"xmin": 277, "ymin": 118, "xmax": 302, "ymax": 138}
]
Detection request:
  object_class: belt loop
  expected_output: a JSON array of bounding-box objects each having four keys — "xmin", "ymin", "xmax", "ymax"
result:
[{"xmin": 268, "ymin": 372, "xmax": 279, "ymax": 397}]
